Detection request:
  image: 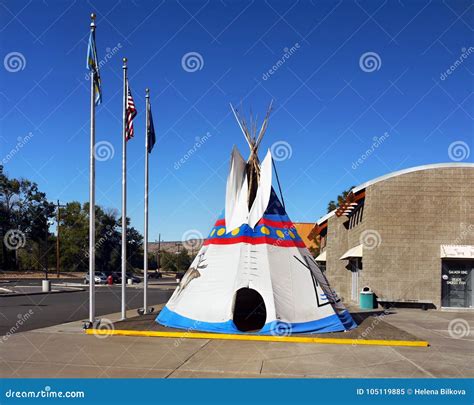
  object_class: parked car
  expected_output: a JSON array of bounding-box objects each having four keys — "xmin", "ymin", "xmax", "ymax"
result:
[
  {"xmin": 84, "ymin": 272, "xmax": 107, "ymax": 284},
  {"xmin": 147, "ymin": 271, "xmax": 162, "ymax": 279},
  {"xmin": 110, "ymin": 272, "xmax": 122, "ymax": 283},
  {"xmin": 126, "ymin": 273, "xmax": 141, "ymax": 284},
  {"xmin": 103, "ymin": 272, "xmax": 140, "ymax": 284}
]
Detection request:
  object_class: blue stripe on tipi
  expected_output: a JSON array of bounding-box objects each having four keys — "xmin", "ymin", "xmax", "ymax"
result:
[{"xmin": 156, "ymin": 306, "xmax": 355, "ymax": 335}]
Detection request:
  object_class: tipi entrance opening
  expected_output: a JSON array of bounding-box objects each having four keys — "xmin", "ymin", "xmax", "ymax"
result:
[{"xmin": 232, "ymin": 288, "xmax": 267, "ymax": 332}]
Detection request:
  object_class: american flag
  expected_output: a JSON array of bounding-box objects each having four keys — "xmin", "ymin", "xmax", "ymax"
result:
[{"xmin": 126, "ymin": 81, "xmax": 137, "ymax": 141}]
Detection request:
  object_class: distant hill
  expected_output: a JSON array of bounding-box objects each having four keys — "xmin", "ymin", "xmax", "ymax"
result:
[{"xmin": 148, "ymin": 240, "xmax": 203, "ymax": 255}]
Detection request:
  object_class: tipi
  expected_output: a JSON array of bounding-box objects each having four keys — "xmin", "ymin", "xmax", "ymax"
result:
[{"xmin": 157, "ymin": 104, "xmax": 356, "ymax": 334}]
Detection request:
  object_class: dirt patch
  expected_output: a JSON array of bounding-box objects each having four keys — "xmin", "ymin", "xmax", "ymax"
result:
[{"xmin": 111, "ymin": 309, "xmax": 422, "ymax": 342}]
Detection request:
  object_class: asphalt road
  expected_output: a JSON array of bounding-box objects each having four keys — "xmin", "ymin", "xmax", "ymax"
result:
[{"xmin": 0, "ymin": 285, "xmax": 174, "ymax": 336}]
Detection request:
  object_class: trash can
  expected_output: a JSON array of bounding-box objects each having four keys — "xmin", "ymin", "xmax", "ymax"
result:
[
  {"xmin": 359, "ymin": 286, "xmax": 375, "ymax": 309},
  {"xmin": 42, "ymin": 280, "xmax": 51, "ymax": 292}
]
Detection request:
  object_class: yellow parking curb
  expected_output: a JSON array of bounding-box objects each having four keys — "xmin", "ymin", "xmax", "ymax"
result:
[{"xmin": 85, "ymin": 329, "xmax": 429, "ymax": 347}]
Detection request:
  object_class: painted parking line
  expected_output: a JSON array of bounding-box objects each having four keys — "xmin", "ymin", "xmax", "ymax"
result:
[{"xmin": 86, "ymin": 329, "xmax": 429, "ymax": 347}]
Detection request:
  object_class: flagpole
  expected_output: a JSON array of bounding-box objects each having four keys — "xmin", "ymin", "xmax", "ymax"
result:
[
  {"xmin": 88, "ymin": 13, "xmax": 96, "ymax": 326},
  {"xmin": 121, "ymin": 57, "xmax": 127, "ymax": 320},
  {"xmin": 143, "ymin": 88, "xmax": 150, "ymax": 314}
]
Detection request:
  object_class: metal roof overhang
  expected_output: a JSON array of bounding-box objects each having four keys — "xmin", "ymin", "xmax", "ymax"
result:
[
  {"xmin": 315, "ymin": 251, "xmax": 327, "ymax": 262},
  {"xmin": 340, "ymin": 244, "xmax": 363, "ymax": 260},
  {"xmin": 440, "ymin": 245, "xmax": 474, "ymax": 259}
]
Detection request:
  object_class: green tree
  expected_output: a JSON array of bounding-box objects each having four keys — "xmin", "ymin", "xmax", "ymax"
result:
[
  {"xmin": 0, "ymin": 165, "xmax": 146, "ymax": 274},
  {"xmin": 94, "ymin": 206, "xmax": 121, "ymax": 274},
  {"xmin": 175, "ymin": 249, "xmax": 191, "ymax": 271},
  {"xmin": 60, "ymin": 202, "xmax": 89, "ymax": 272},
  {"xmin": 148, "ymin": 253, "xmax": 157, "ymax": 270},
  {"xmin": 326, "ymin": 186, "xmax": 354, "ymax": 213},
  {"xmin": 160, "ymin": 250, "xmax": 191, "ymax": 273},
  {"xmin": 160, "ymin": 251, "xmax": 178, "ymax": 273},
  {"xmin": 59, "ymin": 203, "xmax": 144, "ymax": 274},
  {"xmin": 19, "ymin": 180, "xmax": 55, "ymax": 275},
  {"xmin": 0, "ymin": 166, "xmax": 55, "ymax": 272},
  {"xmin": 126, "ymin": 225, "xmax": 144, "ymax": 271}
]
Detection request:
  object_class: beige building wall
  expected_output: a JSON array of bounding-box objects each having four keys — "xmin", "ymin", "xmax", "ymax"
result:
[{"xmin": 324, "ymin": 167, "xmax": 474, "ymax": 308}]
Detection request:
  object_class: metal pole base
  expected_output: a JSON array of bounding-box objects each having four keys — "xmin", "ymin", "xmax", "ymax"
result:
[
  {"xmin": 137, "ymin": 307, "xmax": 155, "ymax": 316},
  {"xmin": 82, "ymin": 319, "xmax": 101, "ymax": 329}
]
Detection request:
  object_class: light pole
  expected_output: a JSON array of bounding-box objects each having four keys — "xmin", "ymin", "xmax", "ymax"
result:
[{"xmin": 56, "ymin": 200, "xmax": 66, "ymax": 278}]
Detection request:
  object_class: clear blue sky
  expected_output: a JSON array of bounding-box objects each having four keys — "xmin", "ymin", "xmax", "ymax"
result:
[{"xmin": 1, "ymin": 0, "xmax": 472, "ymax": 242}]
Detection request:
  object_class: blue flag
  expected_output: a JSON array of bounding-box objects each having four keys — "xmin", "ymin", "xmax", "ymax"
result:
[
  {"xmin": 86, "ymin": 30, "xmax": 102, "ymax": 105},
  {"xmin": 147, "ymin": 101, "xmax": 156, "ymax": 153}
]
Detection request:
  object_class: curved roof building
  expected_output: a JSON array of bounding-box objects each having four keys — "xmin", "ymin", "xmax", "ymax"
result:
[{"xmin": 311, "ymin": 163, "xmax": 474, "ymax": 309}]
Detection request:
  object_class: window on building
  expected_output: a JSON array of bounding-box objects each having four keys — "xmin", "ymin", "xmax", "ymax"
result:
[
  {"xmin": 348, "ymin": 203, "xmax": 364, "ymax": 229},
  {"xmin": 317, "ymin": 262, "xmax": 326, "ymax": 273}
]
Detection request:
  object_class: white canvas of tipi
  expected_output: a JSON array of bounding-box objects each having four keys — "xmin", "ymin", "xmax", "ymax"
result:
[{"xmin": 157, "ymin": 104, "xmax": 356, "ymax": 334}]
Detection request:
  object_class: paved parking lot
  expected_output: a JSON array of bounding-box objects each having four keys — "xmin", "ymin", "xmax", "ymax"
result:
[
  {"xmin": 0, "ymin": 307, "xmax": 472, "ymax": 378},
  {"xmin": 0, "ymin": 284, "xmax": 174, "ymax": 336}
]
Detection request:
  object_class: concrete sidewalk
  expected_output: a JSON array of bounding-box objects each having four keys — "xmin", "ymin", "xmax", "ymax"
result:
[{"xmin": 0, "ymin": 308, "xmax": 472, "ymax": 378}]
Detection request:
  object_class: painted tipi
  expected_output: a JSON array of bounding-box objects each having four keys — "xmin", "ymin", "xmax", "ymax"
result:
[{"xmin": 157, "ymin": 104, "xmax": 356, "ymax": 334}]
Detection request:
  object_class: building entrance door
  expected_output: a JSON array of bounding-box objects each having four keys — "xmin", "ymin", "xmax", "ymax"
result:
[
  {"xmin": 350, "ymin": 258, "xmax": 362, "ymax": 302},
  {"xmin": 351, "ymin": 271, "xmax": 359, "ymax": 302},
  {"xmin": 441, "ymin": 260, "xmax": 473, "ymax": 308}
]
